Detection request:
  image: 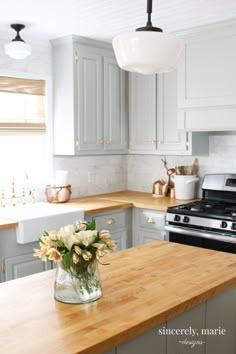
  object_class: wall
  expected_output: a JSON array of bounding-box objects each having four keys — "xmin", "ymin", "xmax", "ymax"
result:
[
  {"xmin": 54, "ymin": 155, "xmax": 128, "ymax": 197},
  {"xmin": 128, "ymin": 132, "xmax": 236, "ymax": 197}
]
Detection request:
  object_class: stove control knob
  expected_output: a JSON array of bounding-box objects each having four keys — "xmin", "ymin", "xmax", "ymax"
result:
[
  {"xmin": 174, "ymin": 215, "xmax": 181, "ymax": 222},
  {"xmin": 183, "ymin": 216, "xmax": 190, "ymax": 223},
  {"xmin": 231, "ymin": 223, "xmax": 236, "ymax": 230},
  {"xmin": 220, "ymin": 221, "xmax": 228, "ymax": 229}
]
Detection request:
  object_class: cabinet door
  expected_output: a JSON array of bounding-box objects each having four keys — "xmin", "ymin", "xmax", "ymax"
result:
[
  {"xmin": 129, "ymin": 73, "xmax": 157, "ymax": 151},
  {"xmin": 4, "ymin": 253, "xmax": 52, "ymax": 281},
  {"xmin": 178, "ymin": 28, "xmax": 236, "ymax": 109},
  {"xmin": 77, "ymin": 46, "xmax": 104, "ymax": 152},
  {"xmin": 112, "ymin": 230, "xmax": 127, "ymax": 251},
  {"xmin": 157, "ymin": 72, "xmax": 188, "ymax": 153},
  {"xmin": 104, "ymin": 57, "xmax": 127, "ymax": 151},
  {"xmin": 137, "ymin": 230, "xmax": 165, "ymax": 245}
]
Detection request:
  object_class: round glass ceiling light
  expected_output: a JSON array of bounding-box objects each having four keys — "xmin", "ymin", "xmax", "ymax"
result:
[
  {"xmin": 4, "ymin": 24, "xmax": 32, "ymax": 60},
  {"xmin": 112, "ymin": 0, "xmax": 184, "ymax": 75}
]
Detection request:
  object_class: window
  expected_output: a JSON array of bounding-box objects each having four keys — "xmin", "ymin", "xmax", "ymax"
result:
[
  {"xmin": 0, "ymin": 74, "xmax": 52, "ymax": 200},
  {"xmin": 0, "ymin": 76, "xmax": 46, "ymax": 132}
]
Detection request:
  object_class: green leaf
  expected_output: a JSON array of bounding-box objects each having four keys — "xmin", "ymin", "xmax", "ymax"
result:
[{"xmin": 85, "ymin": 219, "xmax": 96, "ymax": 230}]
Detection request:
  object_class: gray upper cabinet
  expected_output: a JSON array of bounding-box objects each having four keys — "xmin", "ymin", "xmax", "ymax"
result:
[
  {"xmin": 77, "ymin": 46, "xmax": 104, "ymax": 152},
  {"xmin": 129, "ymin": 73, "xmax": 157, "ymax": 152},
  {"xmin": 177, "ymin": 22, "xmax": 236, "ymax": 132},
  {"xmin": 104, "ymin": 57, "xmax": 127, "ymax": 151},
  {"xmin": 129, "ymin": 72, "xmax": 207, "ymax": 155},
  {"xmin": 52, "ymin": 36, "xmax": 127, "ymax": 155}
]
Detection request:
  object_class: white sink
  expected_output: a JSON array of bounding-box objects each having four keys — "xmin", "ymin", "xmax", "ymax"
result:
[{"xmin": 0, "ymin": 203, "xmax": 84, "ymax": 244}]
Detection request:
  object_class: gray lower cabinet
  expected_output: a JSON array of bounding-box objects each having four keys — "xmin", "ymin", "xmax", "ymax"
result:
[
  {"xmin": 4, "ymin": 253, "xmax": 51, "ymax": 281},
  {"xmin": 112, "ymin": 286, "xmax": 236, "ymax": 354},
  {"xmin": 86, "ymin": 209, "xmax": 131, "ymax": 251},
  {"xmin": 0, "ymin": 228, "xmax": 52, "ymax": 282},
  {"xmin": 132, "ymin": 208, "xmax": 166, "ymax": 246}
]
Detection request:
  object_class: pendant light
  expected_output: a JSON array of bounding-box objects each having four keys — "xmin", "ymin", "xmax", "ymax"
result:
[
  {"xmin": 112, "ymin": 0, "xmax": 183, "ymax": 74},
  {"xmin": 4, "ymin": 24, "xmax": 32, "ymax": 60}
]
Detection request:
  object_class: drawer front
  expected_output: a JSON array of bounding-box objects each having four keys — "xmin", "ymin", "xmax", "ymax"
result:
[
  {"xmin": 137, "ymin": 230, "xmax": 165, "ymax": 246},
  {"xmin": 90, "ymin": 211, "xmax": 127, "ymax": 231},
  {"xmin": 139, "ymin": 210, "xmax": 165, "ymax": 231}
]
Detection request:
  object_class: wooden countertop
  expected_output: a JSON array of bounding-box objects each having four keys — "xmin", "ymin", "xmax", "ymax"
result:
[
  {"xmin": 0, "ymin": 191, "xmax": 196, "ymax": 230},
  {"xmin": 1, "ymin": 241, "xmax": 236, "ymax": 354},
  {"xmin": 68, "ymin": 190, "xmax": 196, "ymax": 214},
  {"xmin": 0, "ymin": 217, "xmax": 18, "ymax": 230}
]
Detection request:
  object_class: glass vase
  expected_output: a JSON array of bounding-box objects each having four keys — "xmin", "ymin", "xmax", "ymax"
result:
[{"xmin": 54, "ymin": 260, "xmax": 103, "ymax": 304}]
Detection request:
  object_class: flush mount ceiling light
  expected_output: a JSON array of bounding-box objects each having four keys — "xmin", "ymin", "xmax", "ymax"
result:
[
  {"xmin": 4, "ymin": 24, "xmax": 32, "ymax": 60},
  {"xmin": 112, "ymin": 0, "xmax": 184, "ymax": 75}
]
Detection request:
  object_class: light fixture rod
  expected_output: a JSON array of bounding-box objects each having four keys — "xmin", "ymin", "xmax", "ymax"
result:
[
  {"xmin": 136, "ymin": 0, "xmax": 162, "ymax": 32},
  {"xmin": 146, "ymin": 0, "xmax": 152, "ymax": 26}
]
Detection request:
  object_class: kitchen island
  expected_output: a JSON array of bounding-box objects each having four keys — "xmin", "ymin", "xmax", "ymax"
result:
[{"xmin": 0, "ymin": 241, "xmax": 236, "ymax": 354}]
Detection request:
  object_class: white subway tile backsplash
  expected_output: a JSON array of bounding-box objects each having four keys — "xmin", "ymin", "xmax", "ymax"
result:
[
  {"xmin": 53, "ymin": 134, "xmax": 236, "ymax": 198},
  {"xmin": 53, "ymin": 155, "xmax": 128, "ymax": 197}
]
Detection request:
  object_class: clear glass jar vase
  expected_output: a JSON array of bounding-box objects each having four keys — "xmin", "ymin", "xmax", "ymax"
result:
[{"xmin": 54, "ymin": 260, "xmax": 103, "ymax": 304}]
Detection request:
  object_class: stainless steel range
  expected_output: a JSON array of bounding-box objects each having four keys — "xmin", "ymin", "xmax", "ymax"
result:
[{"xmin": 165, "ymin": 174, "xmax": 236, "ymax": 253}]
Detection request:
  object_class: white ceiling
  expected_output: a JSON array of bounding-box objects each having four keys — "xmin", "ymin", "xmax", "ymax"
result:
[{"xmin": 0, "ymin": 0, "xmax": 236, "ymax": 43}]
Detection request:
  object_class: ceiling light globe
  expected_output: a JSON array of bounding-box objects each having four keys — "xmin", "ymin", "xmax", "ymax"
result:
[
  {"xmin": 113, "ymin": 31, "xmax": 184, "ymax": 74},
  {"xmin": 4, "ymin": 41, "xmax": 32, "ymax": 60}
]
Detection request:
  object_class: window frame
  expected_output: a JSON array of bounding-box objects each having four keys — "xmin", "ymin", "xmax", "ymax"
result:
[{"xmin": 0, "ymin": 69, "xmax": 53, "ymax": 182}]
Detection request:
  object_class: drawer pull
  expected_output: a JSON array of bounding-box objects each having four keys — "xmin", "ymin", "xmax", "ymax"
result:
[
  {"xmin": 147, "ymin": 217, "xmax": 155, "ymax": 224},
  {"xmin": 107, "ymin": 218, "xmax": 116, "ymax": 225}
]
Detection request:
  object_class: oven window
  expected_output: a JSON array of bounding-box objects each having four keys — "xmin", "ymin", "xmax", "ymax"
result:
[{"xmin": 169, "ymin": 233, "xmax": 236, "ymax": 254}]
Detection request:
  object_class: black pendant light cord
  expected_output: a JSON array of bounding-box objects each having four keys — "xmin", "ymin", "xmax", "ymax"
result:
[
  {"xmin": 136, "ymin": 0, "xmax": 163, "ymax": 32},
  {"xmin": 146, "ymin": 0, "xmax": 152, "ymax": 26}
]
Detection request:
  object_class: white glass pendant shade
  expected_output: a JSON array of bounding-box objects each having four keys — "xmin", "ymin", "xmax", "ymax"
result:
[
  {"xmin": 5, "ymin": 41, "xmax": 32, "ymax": 60},
  {"xmin": 113, "ymin": 31, "xmax": 184, "ymax": 74}
]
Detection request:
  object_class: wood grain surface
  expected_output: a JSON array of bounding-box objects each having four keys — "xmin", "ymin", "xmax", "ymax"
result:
[
  {"xmin": 0, "ymin": 191, "xmax": 196, "ymax": 230},
  {"xmin": 0, "ymin": 217, "xmax": 18, "ymax": 230},
  {"xmin": 69, "ymin": 190, "xmax": 197, "ymax": 214},
  {"xmin": 0, "ymin": 241, "xmax": 236, "ymax": 354}
]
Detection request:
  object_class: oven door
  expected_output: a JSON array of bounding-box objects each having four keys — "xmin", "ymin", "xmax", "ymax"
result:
[{"xmin": 165, "ymin": 225, "xmax": 236, "ymax": 253}]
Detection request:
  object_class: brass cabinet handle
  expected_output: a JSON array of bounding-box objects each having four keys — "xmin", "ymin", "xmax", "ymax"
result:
[
  {"xmin": 97, "ymin": 140, "xmax": 104, "ymax": 144},
  {"xmin": 157, "ymin": 141, "xmax": 162, "ymax": 145},
  {"xmin": 107, "ymin": 218, "xmax": 116, "ymax": 225},
  {"xmin": 147, "ymin": 217, "xmax": 155, "ymax": 224},
  {"xmin": 106, "ymin": 140, "xmax": 111, "ymax": 144},
  {"xmin": 151, "ymin": 140, "xmax": 156, "ymax": 144},
  {"xmin": 75, "ymin": 140, "xmax": 79, "ymax": 146}
]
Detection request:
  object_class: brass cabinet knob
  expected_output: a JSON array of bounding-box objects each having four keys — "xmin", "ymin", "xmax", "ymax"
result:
[
  {"xmin": 157, "ymin": 141, "xmax": 162, "ymax": 145},
  {"xmin": 147, "ymin": 217, "xmax": 155, "ymax": 224},
  {"xmin": 97, "ymin": 140, "xmax": 104, "ymax": 144},
  {"xmin": 107, "ymin": 218, "xmax": 116, "ymax": 225},
  {"xmin": 75, "ymin": 140, "xmax": 79, "ymax": 146},
  {"xmin": 106, "ymin": 140, "xmax": 111, "ymax": 144},
  {"xmin": 151, "ymin": 140, "xmax": 156, "ymax": 144}
]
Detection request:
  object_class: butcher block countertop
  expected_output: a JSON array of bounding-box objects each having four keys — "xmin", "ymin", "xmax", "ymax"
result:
[
  {"xmin": 68, "ymin": 190, "xmax": 196, "ymax": 214},
  {"xmin": 1, "ymin": 241, "xmax": 236, "ymax": 354},
  {"xmin": 0, "ymin": 217, "xmax": 18, "ymax": 230},
  {"xmin": 0, "ymin": 191, "xmax": 196, "ymax": 230}
]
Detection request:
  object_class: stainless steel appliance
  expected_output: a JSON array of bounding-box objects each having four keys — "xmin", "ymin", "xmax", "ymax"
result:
[{"xmin": 165, "ymin": 174, "xmax": 236, "ymax": 253}]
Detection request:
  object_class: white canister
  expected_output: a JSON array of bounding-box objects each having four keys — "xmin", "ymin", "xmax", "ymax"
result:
[{"xmin": 173, "ymin": 175, "xmax": 199, "ymax": 200}]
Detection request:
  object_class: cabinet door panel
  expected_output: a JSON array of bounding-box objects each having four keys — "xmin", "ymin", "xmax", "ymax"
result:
[
  {"xmin": 104, "ymin": 57, "xmax": 127, "ymax": 151},
  {"xmin": 178, "ymin": 31, "xmax": 236, "ymax": 108},
  {"xmin": 138, "ymin": 230, "xmax": 165, "ymax": 245},
  {"xmin": 129, "ymin": 73, "xmax": 157, "ymax": 151},
  {"xmin": 5, "ymin": 253, "xmax": 51, "ymax": 281},
  {"xmin": 157, "ymin": 72, "xmax": 187, "ymax": 153},
  {"xmin": 77, "ymin": 49, "xmax": 103, "ymax": 151}
]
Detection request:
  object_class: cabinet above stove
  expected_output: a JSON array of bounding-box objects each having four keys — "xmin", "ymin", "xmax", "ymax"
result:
[{"xmin": 177, "ymin": 21, "xmax": 236, "ymax": 132}]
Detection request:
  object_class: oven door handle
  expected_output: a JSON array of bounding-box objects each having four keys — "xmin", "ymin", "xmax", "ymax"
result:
[{"xmin": 165, "ymin": 225, "xmax": 236, "ymax": 244}]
